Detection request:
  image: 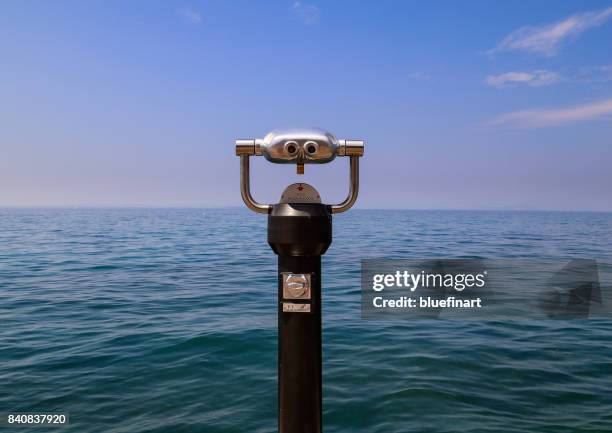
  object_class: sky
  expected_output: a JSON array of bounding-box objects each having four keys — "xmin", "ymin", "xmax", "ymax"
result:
[{"xmin": 1, "ymin": 0, "xmax": 611, "ymax": 211}]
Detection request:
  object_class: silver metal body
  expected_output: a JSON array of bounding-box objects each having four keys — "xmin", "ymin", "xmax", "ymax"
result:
[
  {"xmin": 260, "ymin": 128, "xmax": 338, "ymax": 164},
  {"xmin": 236, "ymin": 128, "xmax": 364, "ymax": 213}
]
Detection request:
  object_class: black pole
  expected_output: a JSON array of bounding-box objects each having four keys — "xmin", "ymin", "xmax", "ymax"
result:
[{"xmin": 268, "ymin": 203, "xmax": 332, "ymax": 433}]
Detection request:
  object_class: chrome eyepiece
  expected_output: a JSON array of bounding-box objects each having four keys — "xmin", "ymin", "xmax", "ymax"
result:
[
  {"xmin": 304, "ymin": 141, "xmax": 318, "ymax": 156},
  {"xmin": 284, "ymin": 141, "xmax": 299, "ymax": 155}
]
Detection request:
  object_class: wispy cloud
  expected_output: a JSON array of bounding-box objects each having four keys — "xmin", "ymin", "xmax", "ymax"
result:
[
  {"xmin": 490, "ymin": 98, "xmax": 612, "ymax": 128},
  {"xmin": 485, "ymin": 70, "xmax": 560, "ymax": 88},
  {"xmin": 578, "ymin": 65, "xmax": 612, "ymax": 83},
  {"xmin": 489, "ymin": 7, "xmax": 612, "ymax": 56},
  {"xmin": 292, "ymin": 1, "xmax": 319, "ymax": 24},
  {"xmin": 178, "ymin": 8, "xmax": 202, "ymax": 25},
  {"xmin": 408, "ymin": 72, "xmax": 431, "ymax": 81}
]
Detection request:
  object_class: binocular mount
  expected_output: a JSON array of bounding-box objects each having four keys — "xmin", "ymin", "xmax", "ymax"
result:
[{"xmin": 235, "ymin": 128, "xmax": 364, "ymax": 213}]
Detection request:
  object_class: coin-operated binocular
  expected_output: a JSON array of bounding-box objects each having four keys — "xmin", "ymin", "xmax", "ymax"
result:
[{"xmin": 236, "ymin": 128, "xmax": 364, "ymax": 433}]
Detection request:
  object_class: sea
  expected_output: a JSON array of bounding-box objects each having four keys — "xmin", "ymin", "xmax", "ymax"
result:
[{"xmin": 1, "ymin": 208, "xmax": 612, "ymax": 432}]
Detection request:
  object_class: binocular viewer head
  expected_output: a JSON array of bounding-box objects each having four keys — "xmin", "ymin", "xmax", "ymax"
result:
[
  {"xmin": 236, "ymin": 128, "xmax": 364, "ymax": 165},
  {"xmin": 262, "ymin": 128, "xmax": 338, "ymax": 164},
  {"xmin": 236, "ymin": 128, "xmax": 364, "ymax": 214}
]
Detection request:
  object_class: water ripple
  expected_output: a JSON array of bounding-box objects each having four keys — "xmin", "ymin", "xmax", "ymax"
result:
[{"xmin": 1, "ymin": 208, "xmax": 612, "ymax": 432}]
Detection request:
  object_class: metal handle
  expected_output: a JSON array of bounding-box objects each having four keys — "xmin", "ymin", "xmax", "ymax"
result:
[
  {"xmin": 240, "ymin": 155, "xmax": 270, "ymax": 214},
  {"xmin": 329, "ymin": 156, "xmax": 359, "ymax": 214}
]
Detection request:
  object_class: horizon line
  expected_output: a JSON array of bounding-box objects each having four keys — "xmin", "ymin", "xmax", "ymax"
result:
[{"xmin": 1, "ymin": 205, "xmax": 611, "ymax": 214}]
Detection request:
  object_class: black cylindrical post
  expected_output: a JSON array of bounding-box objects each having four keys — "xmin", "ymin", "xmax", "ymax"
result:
[
  {"xmin": 236, "ymin": 128, "xmax": 363, "ymax": 432},
  {"xmin": 268, "ymin": 203, "xmax": 332, "ymax": 433}
]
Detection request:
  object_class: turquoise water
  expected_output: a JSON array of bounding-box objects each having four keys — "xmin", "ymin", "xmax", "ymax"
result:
[{"xmin": 1, "ymin": 208, "xmax": 612, "ymax": 432}]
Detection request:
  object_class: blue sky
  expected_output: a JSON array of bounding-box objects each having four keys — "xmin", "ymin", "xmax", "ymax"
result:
[{"xmin": 1, "ymin": 1, "xmax": 611, "ymax": 210}]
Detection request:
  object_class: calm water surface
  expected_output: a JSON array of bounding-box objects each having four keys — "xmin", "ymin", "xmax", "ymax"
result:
[{"xmin": 1, "ymin": 209, "xmax": 612, "ymax": 432}]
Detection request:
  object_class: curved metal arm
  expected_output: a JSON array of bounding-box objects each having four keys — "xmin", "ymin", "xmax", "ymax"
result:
[
  {"xmin": 240, "ymin": 155, "xmax": 271, "ymax": 214},
  {"xmin": 330, "ymin": 156, "xmax": 359, "ymax": 214},
  {"xmin": 236, "ymin": 134, "xmax": 362, "ymax": 214}
]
